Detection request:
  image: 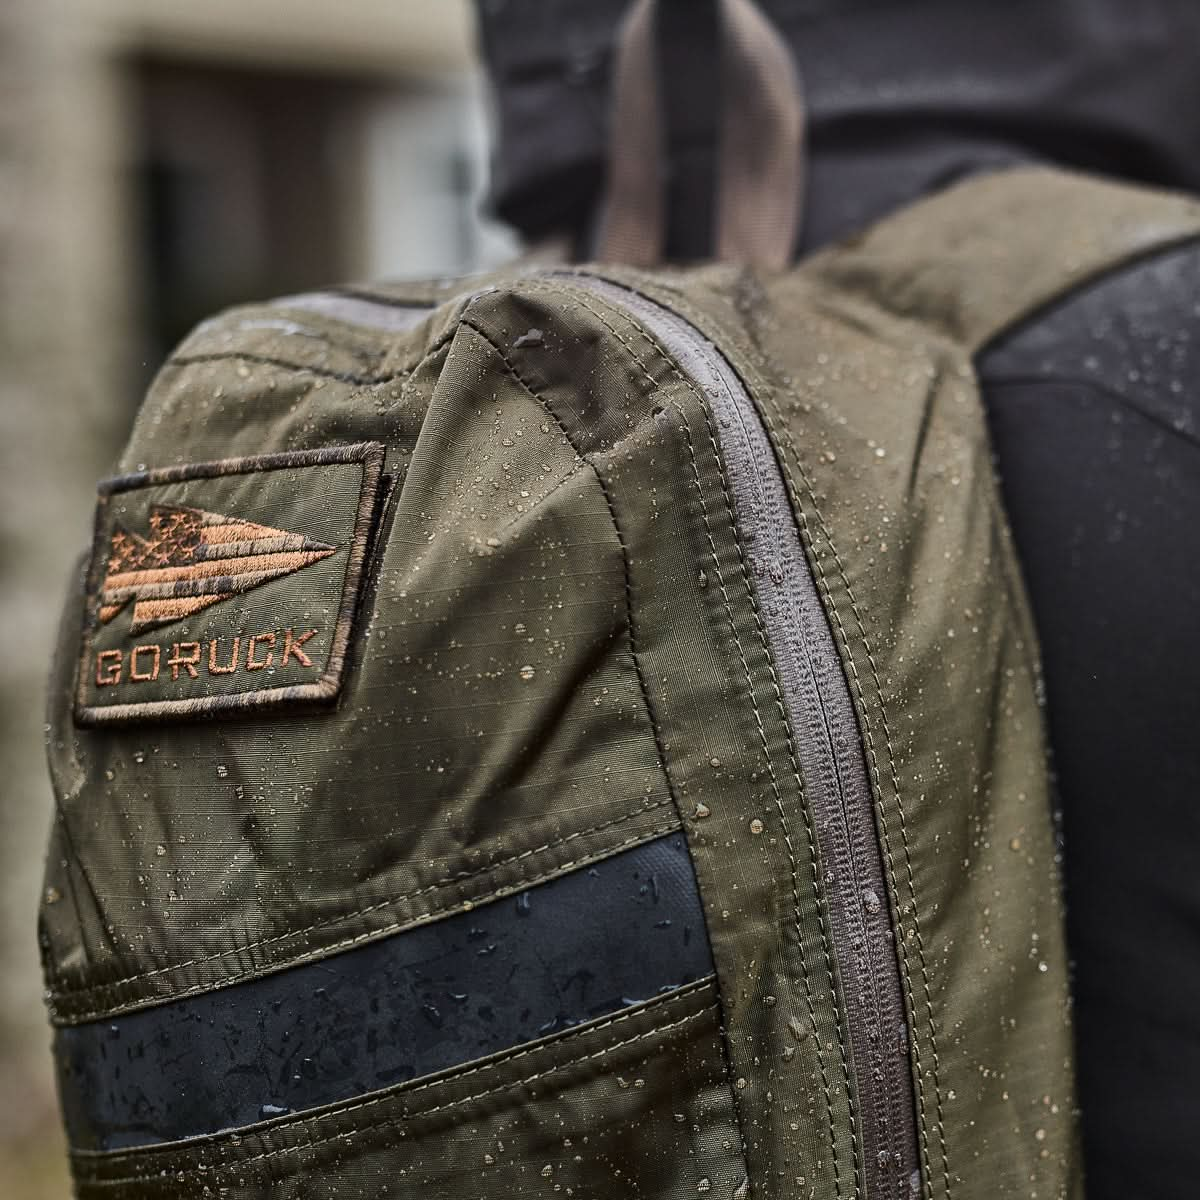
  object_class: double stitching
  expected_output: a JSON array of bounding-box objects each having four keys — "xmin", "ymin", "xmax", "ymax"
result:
[
  {"xmin": 655, "ymin": 285, "xmax": 953, "ymax": 1198},
  {"xmin": 74, "ymin": 983, "xmax": 719, "ymax": 1184},
  {"xmin": 543, "ymin": 280, "xmax": 856, "ymax": 1200},
  {"xmin": 458, "ymin": 309, "xmax": 753, "ymax": 1185},
  {"xmin": 53, "ymin": 313, "xmax": 669, "ymax": 1023},
  {"xmin": 49, "ymin": 804, "xmax": 677, "ymax": 1021}
]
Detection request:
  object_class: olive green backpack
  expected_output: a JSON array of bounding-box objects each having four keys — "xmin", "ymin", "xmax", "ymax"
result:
[{"xmin": 40, "ymin": 161, "xmax": 1200, "ymax": 1199}]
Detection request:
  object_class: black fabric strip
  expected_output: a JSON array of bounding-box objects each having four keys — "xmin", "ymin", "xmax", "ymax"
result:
[
  {"xmin": 56, "ymin": 832, "xmax": 713, "ymax": 1151},
  {"xmin": 658, "ymin": 0, "xmax": 721, "ymax": 262}
]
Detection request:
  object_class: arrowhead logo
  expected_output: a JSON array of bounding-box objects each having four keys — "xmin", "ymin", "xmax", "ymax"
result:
[
  {"xmin": 77, "ymin": 443, "xmax": 384, "ymax": 725},
  {"xmin": 99, "ymin": 504, "xmax": 337, "ymax": 634}
]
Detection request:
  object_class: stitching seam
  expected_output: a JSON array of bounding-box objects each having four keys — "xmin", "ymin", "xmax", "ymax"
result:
[
  {"xmin": 668, "ymin": 288, "xmax": 952, "ymax": 1198},
  {"xmin": 459, "ymin": 309, "xmax": 755, "ymax": 1192},
  {"xmin": 168, "ymin": 352, "xmax": 408, "ymax": 387},
  {"xmin": 52, "ymin": 307, "xmax": 667, "ymax": 1018},
  {"xmin": 165, "ymin": 318, "xmax": 462, "ymax": 388},
  {"xmin": 49, "ymin": 803, "xmax": 676, "ymax": 1015},
  {"xmin": 538, "ymin": 281, "xmax": 856, "ymax": 1198},
  {"xmin": 74, "ymin": 985, "xmax": 717, "ymax": 1181},
  {"xmin": 459, "ymin": 316, "xmax": 685, "ymax": 840}
]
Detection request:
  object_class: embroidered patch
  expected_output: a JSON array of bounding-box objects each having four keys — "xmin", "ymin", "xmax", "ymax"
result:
[{"xmin": 75, "ymin": 444, "xmax": 385, "ymax": 725}]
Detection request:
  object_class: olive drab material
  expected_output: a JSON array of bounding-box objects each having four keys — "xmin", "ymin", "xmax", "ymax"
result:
[{"xmin": 41, "ymin": 169, "xmax": 1200, "ymax": 1199}]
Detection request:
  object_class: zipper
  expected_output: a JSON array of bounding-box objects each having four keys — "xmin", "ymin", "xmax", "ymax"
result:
[{"xmin": 559, "ymin": 273, "xmax": 921, "ymax": 1200}]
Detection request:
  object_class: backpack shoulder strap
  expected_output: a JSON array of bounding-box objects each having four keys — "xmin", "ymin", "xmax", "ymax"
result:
[{"xmin": 806, "ymin": 167, "xmax": 1200, "ymax": 354}]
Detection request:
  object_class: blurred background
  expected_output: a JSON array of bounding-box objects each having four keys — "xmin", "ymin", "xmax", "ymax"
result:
[{"xmin": 0, "ymin": 1, "xmax": 515, "ymax": 1193}]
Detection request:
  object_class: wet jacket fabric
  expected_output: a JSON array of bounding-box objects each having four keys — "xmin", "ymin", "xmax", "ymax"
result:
[{"xmin": 979, "ymin": 247, "xmax": 1200, "ymax": 1199}]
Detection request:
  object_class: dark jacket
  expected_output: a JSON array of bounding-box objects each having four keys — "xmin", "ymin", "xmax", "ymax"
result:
[{"xmin": 477, "ymin": 0, "xmax": 1200, "ymax": 256}]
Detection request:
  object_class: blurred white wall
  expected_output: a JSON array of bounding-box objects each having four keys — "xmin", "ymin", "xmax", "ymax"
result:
[{"xmin": 362, "ymin": 74, "xmax": 518, "ymax": 279}]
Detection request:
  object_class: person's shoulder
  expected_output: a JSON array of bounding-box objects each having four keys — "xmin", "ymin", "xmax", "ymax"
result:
[{"xmin": 979, "ymin": 236, "xmax": 1200, "ymax": 383}]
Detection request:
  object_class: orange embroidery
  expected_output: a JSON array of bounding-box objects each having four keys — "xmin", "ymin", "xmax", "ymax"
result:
[
  {"xmin": 246, "ymin": 633, "xmax": 276, "ymax": 671},
  {"xmin": 168, "ymin": 642, "xmax": 201, "ymax": 680},
  {"xmin": 129, "ymin": 645, "xmax": 161, "ymax": 682},
  {"xmin": 76, "ymin": 443, "xmax": 384, "ymax": 725},
  {"xmin": 96, "ymin": 650, "xmax": 122, "ymax": 687},
  {"xmin": 208, "ymin": 637, "xmax": 241, "ymax": 675},
  {"xmin": 98, "ymin": 504, "xmax": 335, "ymax": 634},
  {"xmin": 92, "ymin": 628, "xmax": 322, "ymax": 691},
  {"xmin": 282, "ymin": 628, "xmax": 317, "ymax": 668}
]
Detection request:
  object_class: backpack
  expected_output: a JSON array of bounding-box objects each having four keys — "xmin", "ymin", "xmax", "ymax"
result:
[{"xmin": 42, "ymin": 163, "xmax": 1200, "ymax": 1200}]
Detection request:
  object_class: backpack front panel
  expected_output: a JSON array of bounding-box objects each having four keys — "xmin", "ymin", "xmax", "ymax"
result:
[{"xmin": 43, "ymin": 251, "xmax": 1083, "ymax": 1200}]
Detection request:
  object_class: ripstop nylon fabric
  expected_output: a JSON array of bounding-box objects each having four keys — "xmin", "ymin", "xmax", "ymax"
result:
[{"xmin": 41, "ymin": 168, "xmax": 1200, "ymax": 1198}]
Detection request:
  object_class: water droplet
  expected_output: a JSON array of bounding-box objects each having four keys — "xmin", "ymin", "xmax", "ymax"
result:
[
  {"xmin": 155, "ymin": 844, "xmax": 166, "ymax": 857},
  {"xmin": 513, "ymin": 328, "xmax": 544, "ymax": 349},
  {"xmin": 749, "ymin": 818, "xmax": 764, "ymax": 835},
  {"xmin": 216, "ymin": 763, "xmax": 229, "ymax": 779},
  {"xmin": 519, "ymin": 665, "xmax": 536, "ymax": 681},
  {"xmin": 44, "ymin": 887, "xmax": 61, "ymax": 905},
  {"xmin": 697, "ymin": 1179, "xmax": 712, "ymax": 1194},
  {"xmin": 692, "ymin": 802, "xmax": 712, "ymax": 820},
  {"xmin": 862, "ymin": 889, "xmax": 882, "ymax": 915}
]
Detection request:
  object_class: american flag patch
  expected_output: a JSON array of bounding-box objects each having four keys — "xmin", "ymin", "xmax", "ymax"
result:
[
  {"xmin": 99, "ymin": 505, "xmax": 336, "ymax": 634},
  {"xmin": 75, "ymin": 443, "xmax": 385, "ymax": 724}
]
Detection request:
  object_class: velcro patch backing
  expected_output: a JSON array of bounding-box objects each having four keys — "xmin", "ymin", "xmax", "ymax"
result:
[{"xmin": 75, "ymin": 444, "xmax": 384, "ymax": 724}]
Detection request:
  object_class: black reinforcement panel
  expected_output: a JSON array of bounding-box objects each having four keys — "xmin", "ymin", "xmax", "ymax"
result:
[{"xmin": 56, "ymin": 832, "xmax": 713, "ymax": 1150}]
